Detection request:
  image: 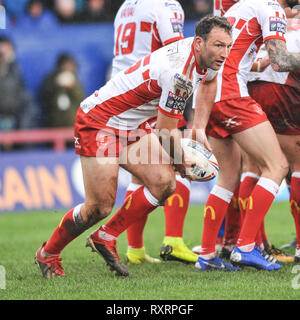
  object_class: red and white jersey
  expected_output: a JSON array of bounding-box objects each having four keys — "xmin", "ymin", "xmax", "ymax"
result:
[
  {"xmin": 213, "ymin": 0, "xmax": 238, "ymax": 16},
  {"xmin": 80, "ymin": 38, "xmax": 217, "ymax": 131},
  {"xmin": 111, "ymin": 0, "xmax": 184, "ymax": 77},
  {"xmin": 215, "ymin": 0, "xmax": 287, "ymax": 102},
  {"xmin": 249, "ymin": 23, "xmax": 300, "ymax": 90}
]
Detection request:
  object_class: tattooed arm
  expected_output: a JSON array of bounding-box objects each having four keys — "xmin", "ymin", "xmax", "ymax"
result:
[{"xmin": 265, "ymin": 39, "xmax": 300, "ymax": 72}]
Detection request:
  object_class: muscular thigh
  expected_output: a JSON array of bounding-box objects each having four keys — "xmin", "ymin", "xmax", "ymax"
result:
[
  {"xmin": 80, "ymin": 155, "xmax": 119, "ymax": 206},
  {"xmin": 233, "ymin": 121, "xmax": 288, "ymax": 183}
]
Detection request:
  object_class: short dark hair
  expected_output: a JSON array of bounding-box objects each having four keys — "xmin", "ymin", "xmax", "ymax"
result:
[
  {"xmin": 195, "ymin": 15, "xmax": 232, "ymax": 41},
  {"xmin": 0, "ymin": 36, "xmax": 14, "ymax": 49},
  {"xmin": 0, "ymin": 36, "xmax": 12, "ymax": 45},
  {"xmin": 56, "ymin": 53, "xmax": 77, "ymax": 69}
]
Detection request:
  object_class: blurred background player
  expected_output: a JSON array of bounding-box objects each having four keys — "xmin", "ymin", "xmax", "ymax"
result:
[
  {"xmin": 214, "ymin": 2, "xmax": 300, "ymax": 264},
  {"xmin": 245, "ymin": 16, "xmax": 300, "ymax": 263},
  {"xmin": 111, "ymin": 0, "xmax": 199, "ymax": 265},
  {"xmin": 195, "ymin": 0, "xmax": 300, "ymax": 271},
  {"xmin": 195, "ymin": 0, "xmax": 296, "ymax": 263}
]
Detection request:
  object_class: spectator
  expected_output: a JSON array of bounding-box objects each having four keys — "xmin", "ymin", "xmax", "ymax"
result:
[
  {"xmin": 54, "ymin": 0, "xmax": 79, "ymax": 23},
  {"xmin": 15, "ymin": 0, "xmax": 59, "ymax": 29},
  {"xmin": 77, "ymin": 0, "xmax": 113, "ymax": 23},
  {"xmin": 39, "ymin": 53, "xmax": 85, "ymax": 128},
  {"xmin": 0, "ymin": 36, "xmax": 37, "ymax": 132}
]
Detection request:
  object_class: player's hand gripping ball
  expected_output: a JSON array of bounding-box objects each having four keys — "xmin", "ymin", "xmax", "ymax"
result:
[{"xmin": 180, "ymin": 138, "xmax": 219, "ymax": 181}]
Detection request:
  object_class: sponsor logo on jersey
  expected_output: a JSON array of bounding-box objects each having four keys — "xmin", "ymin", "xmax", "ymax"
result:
[
  {"xmin": 174, "ymin": 73, "xmax": 193, "ymax": 96},
  {"xmin": 269, "ymin": 16, "xmax": 286, "ymax": 34},
  {"xmin": 170, "ymin": 18, "xmax": 183, "ymax": 33},
  {"xmin": 166, "ymin": 91, "xmax": 186, "ymax": 111},
  {"xmin": 268, "ymin": 2, "xmax": 280, "ymax": 8},
  {"xmin": 164, "ymin": 2, "xmax": 178, "ymax": 10}
]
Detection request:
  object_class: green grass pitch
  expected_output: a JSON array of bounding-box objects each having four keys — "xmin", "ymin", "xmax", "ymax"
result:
[{"xmin": 0, "ymin": 202, "xmax": 299, "ymax": 300}]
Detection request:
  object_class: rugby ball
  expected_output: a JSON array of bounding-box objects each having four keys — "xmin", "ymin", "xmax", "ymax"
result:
[{"xmin": 180, "ymin": 138, "xmax": 219, "ymax": 181}]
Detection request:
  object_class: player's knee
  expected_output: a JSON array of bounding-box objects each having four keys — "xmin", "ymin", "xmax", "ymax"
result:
[
  {"xmin": 82, "ymin": 202, "xmax": 114, "ymax": 225},
  {"xmin": 151, "ymin": 172, "xmax": 176, "ymax": 202},
  {"xmin": 260, "ymin": 156, "xmax": 289, "ymax": 181},
  {"xmin": 272, "ymin": 155, "xmax": 289, "ymax": 178},
  {"xmin": 279, "ymin": 157, "xmax": 289, "ymax": 178}
]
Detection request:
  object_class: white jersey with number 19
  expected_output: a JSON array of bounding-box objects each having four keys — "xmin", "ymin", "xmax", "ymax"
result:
[{"xmin": 111, "ymin": 0, "xmax": 184, "ymax": 78}]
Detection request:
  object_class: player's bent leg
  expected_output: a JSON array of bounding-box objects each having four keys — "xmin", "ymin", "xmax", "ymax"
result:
[
  {"xmin": 36, "ymin": 156, "xmax": 120, "ymax": 278},
  {"xmin": 81, "ymin": 156, "xmax": 131, "ymax": 277},
  {"xmin": 88, "ymin": 133, "xmax": 177, "ymax": 276}
]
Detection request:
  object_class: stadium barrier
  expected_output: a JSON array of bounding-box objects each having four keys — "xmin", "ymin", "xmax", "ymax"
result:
[{"xmin": 0, "ymin": 127, "xmax": 74, "ymax": 151}]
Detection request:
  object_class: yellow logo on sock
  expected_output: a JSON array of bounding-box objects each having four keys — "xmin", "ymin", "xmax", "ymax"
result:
[
  {"xmin": 232, "ymin": 195, "xmax": 239, "ymax": 210},
  {"xmin": 204, "ymin": 206, "xmax": 216, "ymax": 220},
  {"xmin": 238, "ymin": 196, "xmax": 253, "ymax": 211},
  {"xmin": 58, "ymin": 216, "xmax": 65, "ymax": 228},
  {"xmin": 290, "ymin": 200, "xmax": 300, "ymax": 214},
  {"xmin": 125, "ymin": 194, "xmax": 133, "ymax": 210},
  {"xmin": 167, "ymin": 193, "xmax": 184, "ymax": 208}
]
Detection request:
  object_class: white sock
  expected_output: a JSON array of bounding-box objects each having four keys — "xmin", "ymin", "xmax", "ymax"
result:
[{"xmin": 238, "ymin": 242, "xmax": 255, "ymax": 252}]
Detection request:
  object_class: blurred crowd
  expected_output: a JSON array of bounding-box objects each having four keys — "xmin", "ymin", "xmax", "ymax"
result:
[{"xmin": 1, "ymin": 0, "xmax": 212, "ymax": 26}]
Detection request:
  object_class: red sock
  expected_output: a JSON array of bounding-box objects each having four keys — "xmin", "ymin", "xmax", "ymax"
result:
[
  {"xmin": 224, "ymin": 183, "xmax": 242, "ymax": 248},
  {"xmin": 125, "ymin": 186, "xmax": 148, "ymax": 248},
  {"xmin": 164, "ymin": 177, "xmax": 190, "ymax": 238},
  {"xmin": 237, "ymin": 177, "xmax": 279, "ymax": 248},
  {"xmin": 290, "ymin": 172, "xmax": 300, "ymax": 249},
  {"xmin": 44, "ymin": 203, "xmax": 85, "ymax": 255},
  {"xmin": 94, "ymin": 186, "xmax": 160, "ymax": 239},
  {"xmin": 200, "ymin": 185, "xmax": 233, "ymax": 257},
  {"xmin": 255, "ymin": 227, "xmax": 263, "ymax": 248},
  {"xmin": 259, "ymin": 220, "xmax": 268, "ymax": 247},
  {"xmin": 239, "ymin": 172, "xmax": 259, "ymax": 221}
]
